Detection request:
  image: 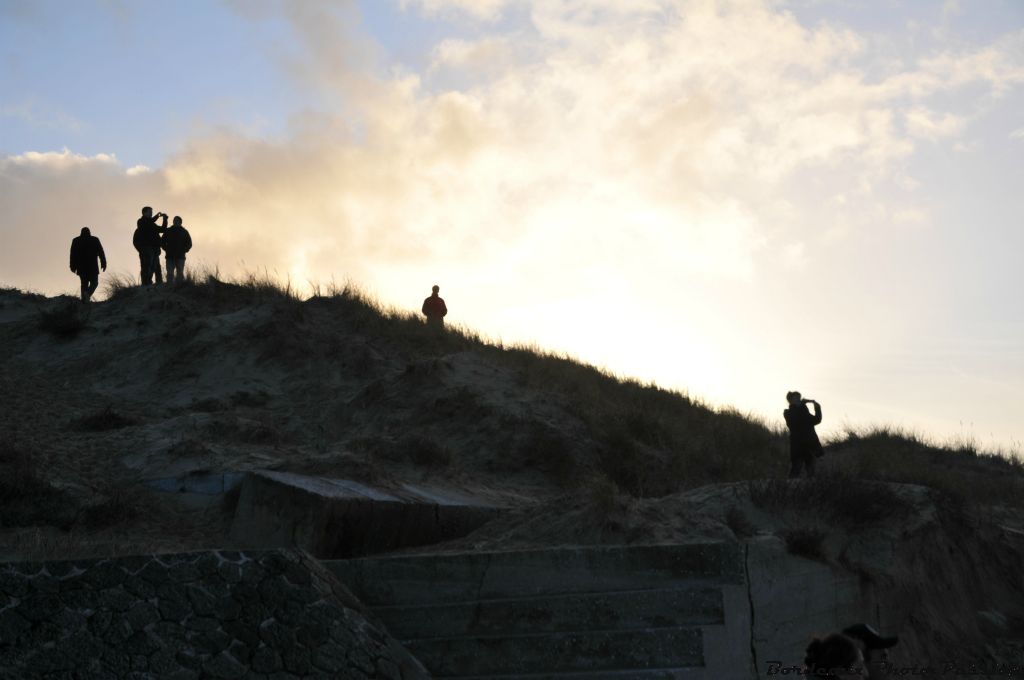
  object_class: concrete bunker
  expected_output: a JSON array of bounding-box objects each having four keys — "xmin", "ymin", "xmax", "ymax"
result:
[{"xmin": 229, "ymin": 470, "xmax": 504, "ymax": 559}]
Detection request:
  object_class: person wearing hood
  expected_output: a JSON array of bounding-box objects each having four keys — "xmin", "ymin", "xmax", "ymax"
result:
[
  {"xmin": 69, "ymin": 227, "xmax": 107, "ymax": 302},
  {"xmin": 161, "ymin": 216, "xmax": 193, "ymax": 284}
]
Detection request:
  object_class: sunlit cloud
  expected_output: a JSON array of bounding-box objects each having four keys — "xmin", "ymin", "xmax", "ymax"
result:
[
  {"xmin": 5, "ymin": 1, "xmax": 1022, "ymax": 298},
  {"xmin": 2, "ymin": 148, "xmax": 118, "ymax": 171},
  {"xmin": 904, "ymin": 107, "xmax": 967, "ymax": 141},
  {"xmin": 401, "ymin": 0, "xmax": 512, "ymax": 21},
  {"xmin": 891, "ymin": 207, "xmax": 929, "ymax": 227},
  {"xmin": 2, "ymin": 0, "xmax": 1023, "ymax": 447}
]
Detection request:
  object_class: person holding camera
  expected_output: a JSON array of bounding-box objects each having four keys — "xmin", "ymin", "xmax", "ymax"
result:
[
  {"xmin": 133, "ymin": 206, "xmax": 168, "ymax": 285},
  {"xmin": 785, "ymin": 390, "xmax": 823, "ymax": 478}
]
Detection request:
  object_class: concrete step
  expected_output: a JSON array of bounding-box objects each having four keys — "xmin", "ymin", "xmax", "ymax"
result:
[
  {"xmin": 327, "ymin": 543, "xmax": 743, "ymax": 606},
  {"xmin": 453, "ymin": 670, "xmax": 704, "ymax": 680},
  {"xmin": 404, "ymin": 627, "xmax": 704, "ymax": 677},
  {"xmin": 374, "ymin": 586, "xmax": 724, "ymax": 639}
]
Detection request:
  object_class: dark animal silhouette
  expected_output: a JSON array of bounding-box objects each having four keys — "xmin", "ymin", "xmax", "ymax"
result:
[
  {"xmin": 804, "ymin": 632, "xmax": 866, "ymax": 678},
  {"xmin": 784, "ymin": 390, "xmax": 823, "ymax": 478},
  {"xmin": 69, "ymin": 227, "xmax": 107, "ymax": 302},
  {"xmin": 843, "ymin": 623, "xmax": 898, "ymax": 679},
  {"xmin": 133, "ymin": 206, "xmax": 167, "ymax": 285},
  {"xmin": 422, "ymin": 285, "xmax": 448, "ymax": 328},
  {"xmin": 161, "ymin": 216, "xmax": 193, "ymax": 284}
]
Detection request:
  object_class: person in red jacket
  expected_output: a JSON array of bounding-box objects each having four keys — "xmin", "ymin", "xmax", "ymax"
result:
[
  {"xmin": 421, "ymin": 285, "xmax": 447, "ymax": 329},
  {"xmin": 784, "ymin": 390, "xmax": 823, "ymax": 478}
]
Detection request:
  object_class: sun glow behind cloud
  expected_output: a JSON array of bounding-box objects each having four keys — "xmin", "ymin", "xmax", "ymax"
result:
[{"xmin": 1, "ymin": 0, "xmax": 1023, "ymax": 449}]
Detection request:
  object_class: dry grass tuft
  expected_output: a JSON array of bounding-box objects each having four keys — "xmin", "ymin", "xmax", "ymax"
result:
[
  {"xmin": 588, "ymin": 474, "xmax": 622, "ymax": 521},
  {"xmin": 749, "ymin": 475, "xmax": 909, "ymax": 530},
  {"xmin": 79, "ymin": 486, "xmax": 143, "ymax": 529},
  {"xmin": 829, "ymin": 427, "xmax": 1024, "ymax": 508},
  {"xmin": 401, "ymin": 434, "xmax": 454, "ymax": 468},
  {"xmin": 37, "ymin": 299, "xmax": 89, "ymax": 337},
  {"xmin": 72, "ymin": 405, "xmax": 136, "ymax": 432},
  {"xmin": 780, "ymin": 526, "xmax": 827, "ymax": 561},
  {"xmin": 0, "ymin": 440, "xmax": 77, "ymax": 529},
  {"xmin": 725, "ymin": 505, "xmax": 755, "ymax": 538}
]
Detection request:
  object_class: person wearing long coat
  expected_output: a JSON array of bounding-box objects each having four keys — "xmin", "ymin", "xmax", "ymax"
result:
[
  {"xmin": 69, "ymin": 227, "xmax": 107, "ymax": 302},
  {"xmin": 784, "ymin": 390, "xmax": 823, "ymax": 478}
]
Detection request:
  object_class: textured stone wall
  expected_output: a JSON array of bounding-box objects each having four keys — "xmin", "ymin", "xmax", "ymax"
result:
[{"xmin": 0, "ymin": 550, "xmax": 429, "ymax": 679}]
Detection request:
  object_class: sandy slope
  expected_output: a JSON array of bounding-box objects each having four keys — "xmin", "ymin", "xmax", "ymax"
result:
[
  {"xmin": 0, "ymin": 285, "xmax": 591, "ymax": 559},
  {"xmin": 4, "ymin": 286, "xmax": 1024, "ymax": 674}
]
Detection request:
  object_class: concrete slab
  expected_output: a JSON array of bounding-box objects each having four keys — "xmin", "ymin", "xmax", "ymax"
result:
[
  {"xmin": 229, "ymin": 470, "xmax": 504, "ymax": 558},
  {"xmin": 406, "ymin": 627, "xmax": 704, "ymax": 676},
  {"xmin": 455, "ymin": 671, "xmax": 705, "ymax": 680},
  {"xmin": 328, "ymin": 542, "xmax": 745, "ymax": 606},
  {"xmin": 374, "ymin": 586, "xmax": 724, "ymax": 639},
  {"xmin": 144, "ymin": 470, "xmax": 246, "ymax": 495},
  {"xmin": 328, "ymin": 543, "xmax": 750, "ymax": 679}
]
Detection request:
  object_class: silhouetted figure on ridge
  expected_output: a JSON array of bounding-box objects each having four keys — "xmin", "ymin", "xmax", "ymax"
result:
[
  {"xmin": 784, "ymin": 390, "xmax": 823, "ymax": 478},
  {"xmin": 161, "ymin": 216, "xmax": 193, "ymax": 284},
  {"xmin": 422, "ymin": 285, "xmax": 447, "ymax": 329},
  {"xmin": 133, "ymin": 206, "xmax": 167, "ymax": 285},
  {"xmin": 69, "ymin": 228, "xmax": 107, "ymax": 302}
]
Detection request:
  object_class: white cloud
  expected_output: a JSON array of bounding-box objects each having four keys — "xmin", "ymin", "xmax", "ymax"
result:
[
  {"xmin": 430, "ymin": 37, "xmax": 514, "ymax": 71},
  {"xmin": 952, "ymin": 140, "xmax": 979, "ymax": 153},
  {"xmin": 1, "ymin": 148, "xmax": 118, "ymax": 171},
  {"xmin": 1011, "ymin": 127, "xmax": 1024, "ymax": 140},
  {"xmin": 4, "ymin": 0, "xmax": 1024, "ymax": 300},
  {"xmin": 904, "ymin": 107, "xmax": 967, "ymax": 140},
  {"xmin": 401, "ymin": 0, "xmax": 514, "ymax": 21},
  {"xmin": 892, "ymin": 207, "xmax": 929, "ymax": 227}
]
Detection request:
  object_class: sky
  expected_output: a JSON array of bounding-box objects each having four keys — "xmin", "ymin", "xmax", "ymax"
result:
[{"xmin": 1, "ymin": 0, "xmax": 1022, "ymax": 452}]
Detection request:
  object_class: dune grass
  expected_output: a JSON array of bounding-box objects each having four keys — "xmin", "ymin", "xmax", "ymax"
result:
[
  {"xmin": 46, "ymin": 270, "xmax": 1024, "ymax": 507},
  {"xmin": 37, "ymin": 298, "xmax": 90, "ymax": 337},
  {"xmin": 825, "ymin": 426, "xmax": 1024, "ymax": 508}
]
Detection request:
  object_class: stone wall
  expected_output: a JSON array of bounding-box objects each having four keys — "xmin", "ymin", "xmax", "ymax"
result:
[{"xmin": 0, "ymin": 549, "xmax": 429, "ymax": 679}]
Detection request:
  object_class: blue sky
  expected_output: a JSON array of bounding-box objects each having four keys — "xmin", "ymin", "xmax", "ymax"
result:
[{"xmin": 2, "ymin": 0, "xmax": 1022, "ymax": 451}]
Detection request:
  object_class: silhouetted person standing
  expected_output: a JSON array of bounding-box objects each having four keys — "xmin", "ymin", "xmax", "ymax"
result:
[
  {"xmin": 422, "ymin": 285, "xmax": 447, "ymax": 329},
  {"xmin": 69, "ymin": 228, "xmax": 107, "ymax": 302},
  {"xmin": 785, "ymin": 391, "xmax": 823, "ymax": 478},
  {"xmin": 161, "ymin": 216, "xmax": 193, "ymax": 284},
  {"xmin": 133, "ymin": 206, "xmax": 167, "ymax": 285}
]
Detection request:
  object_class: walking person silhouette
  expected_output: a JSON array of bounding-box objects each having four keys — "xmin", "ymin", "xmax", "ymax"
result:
[
  {"xmin": 784, "ymin": 390, "xmax": 823, "ymax": 478},
  {"xmin": 69, "ymin": 228, "xmax": 107, "ymax": 302}
]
